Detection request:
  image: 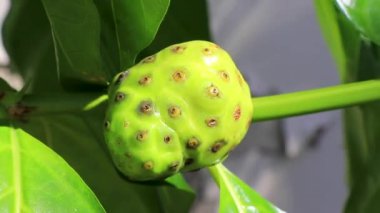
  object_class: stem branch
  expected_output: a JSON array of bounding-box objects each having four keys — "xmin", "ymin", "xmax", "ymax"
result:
[
  {"xmin": 252, "ymin": 80, "xmax": 380, "ymax": 122},
  {"xmin": 22, "ymin": 93, "xmax": 107, "ymax": 116},
  {"xmin": 2, "ymin": 80, "xmax": 380, "ymax": 121}
]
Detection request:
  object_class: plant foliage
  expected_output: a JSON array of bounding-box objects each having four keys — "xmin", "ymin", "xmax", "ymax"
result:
[{"xmin": 315, "ymin": 0, "xmax": 380, "ymax": 212}]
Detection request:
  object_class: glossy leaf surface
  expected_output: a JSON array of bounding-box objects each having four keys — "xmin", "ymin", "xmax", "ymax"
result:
[
  {"xmin": 2, "ymin": 0, "xmax": 61, "ymax": 92},
  {"xmin": 139, "ymin": 0, "xmax": 211, "ymax": 59},
  {"xmin": 110, "ymin": 0, "xmax": 170, "ymax": 70},
  {"xmin": 41, "ymin": 0, "xmax": 109, "ymax": 88},
  {"xmin": 14, "ymin": 105, "xmax": 194, "ymax": 212},
  {"xmin": 336, "ymin": 0, "xmax": 380, "ymax": 45},
  {"xmin": 315, "ymin": 0, "xmax": 380, "ymax": 212},
  {"xmin": 0, "ymin": 124, "xmax": 104, "ymax": 212},
  {"xmin": 209, "ymin": 164, "xmax": 285, "ymax": 213}
]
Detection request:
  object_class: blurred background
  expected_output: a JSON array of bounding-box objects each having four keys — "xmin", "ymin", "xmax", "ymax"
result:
[{"xmin": 0, "ymin": 0, "xmax": 346, "ymax": 212}]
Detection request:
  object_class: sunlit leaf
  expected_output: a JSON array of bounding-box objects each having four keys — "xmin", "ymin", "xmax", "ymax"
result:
[
  {"xmin": 14, "ymin": 104, "xmax": 194, "ymax": 212},
  {"xmin": 0, "ymin": 124, "xmax": 104, "ymax": 212},
  {"xmin": 209, "ymin": 164, "xmax": 285, "ymax": 213}
]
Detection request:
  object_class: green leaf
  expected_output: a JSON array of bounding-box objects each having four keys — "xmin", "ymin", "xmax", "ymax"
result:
[
  {"xmin": 343, "ymin": 44, "xmax": 380, "ymax": 213},
  {"xmin": 0, "ymin": 124, "xmax": 104, "ymax": 212},
  {"xmin": 40, "ymin": 0, "xmax": 109, "ymax": 89},
  {"xmin": 314, "ymin": 0, "xmax": 361, "ymax": 81},
  {"xmin": 315, "ymin": 0, "xmax": 380, "ymax": 212},
  {"xmin": 14, "ymin": 104, "xmax": 194, "ymax": 212},
  {"xmin": 109, "ymin": 0, "xmax": 170, "ymax": 70},
  {"xmin": 4, "ymin": 0, "xmax": 170, "ymax": 91},
  {"xmin": 139, "ymin": 0, "xmax": 211, "ymax": 59},
  {"xmin": 2, "ymin": 0, "xmax": 61, "ymax": 92},
  {"xmin": 336, "ymin": 0, "xmax": 380, "ymax": 45},
  {"xmin": 209, "ymin": 164, "xmax": 284, "ymax": 213}
]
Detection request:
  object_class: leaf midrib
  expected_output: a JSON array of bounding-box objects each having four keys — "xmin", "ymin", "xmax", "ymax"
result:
[
  {"xmin": 217, "ymin": 165, "xmax": 246, "ymax": 213},
  {"xmin": 11, "ymin": 127, "xmax": 22, "ymax": 212}
]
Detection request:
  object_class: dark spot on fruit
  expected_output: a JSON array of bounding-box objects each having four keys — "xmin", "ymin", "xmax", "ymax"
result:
[
  {"xmin": 169, "ymin": 161, "xmax": 180, "ymax": 171},
  {"xmin": 219, "ymin": 71, "xmax": 230, "ymax": 82},
  {"xmin": 171, "ymin": 45, "xmax": 186, "ymax": 53},
  {"xmin": 203, "ymin": 47, "xmax": 213, "ymax": 55},
  {"xmin": 172, "ymin": 70, "xmax": 186, "ymax": 82},
  {"xmin": 136, "ymin": 130, "xmax": 148, "ymax": 141},
  {"xmin": 207, "ymin": 84, "xmax": 220, "ymax": 98},
  {"xmin": 124, "ymin": 152, "xmax": 132, "ymax": 158},
  {"xmin": 143, "ymin": 161, "xmax": 153, "ymax": 170},
  {"xmin": 233, "ymin": 105, "xmax": 241, "ymax": 121},
  {"xmin": 168, "ymin": 106, "xmax": 181, "ymax": 118},
  {"xmin": 139, "ymin": 101, "xmax": 153, "ymax": 115},
  {"xmin": 185, "ymin": 158, "xmax": 194, "ymax": 166},
  {"xmin": 104, "ymin": 121, "xmax": 110, "ymax": 129},
  {"xmin": 141, "ymin": 55, "xmax": 155, "ymax": 63},
  {"xmin": 164, "ymin": 135, "xmax": 172, "ymax": 144},
  {"xmin": 138, "ymin": 75, "xmax": 151, "ymax": 85},
  {"xmin": 211, "ymin": 140, "xmax": 227, "ymax": 153},
  {"xmin": 206, "ymin": 118, "xmax": 218, "ymax": 127},
  {"xmin": 124, "ymin": 120, "xmax": 129, "ymax": 128},
  {"xmin": 115, "ymin": 92, "xmax": 126, "ymax": 102},
  {"xmin": 186, "ymin": 137, "xmax": 200, "ymax": 149},
  {"xmin": 116, "ymin": 71, "xmax": 128, "ymax": 84}
]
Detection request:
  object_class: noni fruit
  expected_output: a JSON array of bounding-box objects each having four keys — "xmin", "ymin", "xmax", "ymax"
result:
[{"xmin": 104, "ymin": 40, "xmax": 253, "ymax": 181}]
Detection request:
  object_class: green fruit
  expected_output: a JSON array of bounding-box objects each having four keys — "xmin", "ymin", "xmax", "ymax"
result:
[
  {"xmin": 104, "ymin": 40, "xmax": 253, "ymax": 181},
  {"xmin": 336, "ymin": 0, "xmax": 380, "ymax": 45}
]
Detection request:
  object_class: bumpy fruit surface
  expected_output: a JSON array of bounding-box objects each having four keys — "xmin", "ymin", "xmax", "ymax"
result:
[
  {"xmin": 337, "ymin": 0, "xmax": 380, "ymax": 45},
  {"xmin": 104, "ymin": 40, "xmax": 253, "ymax": 181}
]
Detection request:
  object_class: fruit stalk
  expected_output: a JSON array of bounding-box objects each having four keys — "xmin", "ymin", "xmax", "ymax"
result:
[
  {"xmin": 253, "ymin": 79, "xmax": 380, "ymax": 122},
  {"xmin": 2, "ymin": 80, "xmax": 379, "ymax": 122}
]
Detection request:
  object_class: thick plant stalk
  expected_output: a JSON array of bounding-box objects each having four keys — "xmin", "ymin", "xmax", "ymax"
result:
[
  {"xmin": 252, "ymin": 79, "xmax": 380, "ymax": 122},
  {"xmin": 1, "ymin": 80, "xmax": 380, "ymax": 120}
]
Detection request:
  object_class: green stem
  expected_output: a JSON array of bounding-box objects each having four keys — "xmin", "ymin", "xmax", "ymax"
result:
[
  {"xmin": 252, "ymin": 79, "xmax": 380, "ymax": 122},
  {"xmin": 208, "ymin": 163, "xmax": 222, "ymax": 187},
  {"xmin": 2, "ymin": 80, "xmax": 379, "ymax": 121},
  {"xmin": 22, "ymin": 93, "xmax": 107, "ymax": 116}
]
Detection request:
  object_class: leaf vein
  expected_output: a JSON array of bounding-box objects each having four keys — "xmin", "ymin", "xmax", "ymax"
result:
[{"xmin": 11, "ymin": 127, "xmax": 22, "ymax": 212}]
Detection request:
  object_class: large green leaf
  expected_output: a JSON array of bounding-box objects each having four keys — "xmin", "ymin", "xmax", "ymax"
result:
[
  {"xmin": 14, "ymin": 104, "xmax": 194, "ymax": 212},
  {"xmin": 92, "ymin": 0, "xmax": 170, "ymax": 74},
  {"xmin": 109, "ymin": 0, "xmax": 170, "ymax": 70},
  {"xmin": 209, "ymin": 164, "xmax": 284, "ymax": 213},
  {"xmin": 139, "ymin": 0, "xmax": 211, "ymax": 59},
  {"xmin": 4, "ymin": 0, "xmax": 170, "ymax": 91},
  {"xmin": 41, "ymin": 0, "xmax": 109, "ymax": 89},
  {"xmin": 2, "ymin": 0, "xmax": 61, "ymax": 92},
  {"xmin": 314, "ymin": 0, "xmax": 361, "ymax": 81},
  {"xmin": 0, "ymin": 124, "xmax": 104, "ymax": 212},
  {"xmin": 40, "ymin": 0, "xmax": 170, "ymax": 89},
  {"xmin": 343, "ymin": 44, "xmax": 380, "ymax": 213},
  {"xmin": 315, "ymin": 0, "xmax": 380, "ymax": 212}
]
